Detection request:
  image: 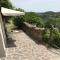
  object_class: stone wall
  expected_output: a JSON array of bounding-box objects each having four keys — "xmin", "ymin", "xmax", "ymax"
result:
[
  {"xmin": 21, "ymin": 22, "xmax": 45, "ymax": 42},
  {"xmin": 0, "ymin": 13, "xmax": 6, "ymax": 57}
]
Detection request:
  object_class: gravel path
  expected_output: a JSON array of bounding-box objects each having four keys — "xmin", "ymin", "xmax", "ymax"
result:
[{"xmin": 4, "ymin": 30, "xmax": 60, "ymax": 60}]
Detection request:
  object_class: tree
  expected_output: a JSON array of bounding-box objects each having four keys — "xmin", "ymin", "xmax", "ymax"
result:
[
  {"xmin": 13, "ymin": 16, "xmax": 24, "ymax": 28},
  {"xmin": 14, "ymin": 8, "xmax": 25, "ymax": 12},
  {"xmin": 0, "ymin": 0, "xmax": 13, "ymax": 9},
  {"xmin": 24, "ymin": 12, "xmax": 44, "ymax": 27}
]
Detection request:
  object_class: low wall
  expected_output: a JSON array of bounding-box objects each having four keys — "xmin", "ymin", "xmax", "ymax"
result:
[{"xmin": 21, "ymin": 22, "xmax": 45, "ymax": 42}]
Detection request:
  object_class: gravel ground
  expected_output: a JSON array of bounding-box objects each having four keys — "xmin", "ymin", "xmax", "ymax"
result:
[{"xmin": 3, "ymin": 30, "xmax": 60, "ymax": 60}]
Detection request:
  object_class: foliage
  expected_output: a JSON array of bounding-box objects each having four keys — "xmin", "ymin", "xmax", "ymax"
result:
[
  {"xmin": 6, "ymin": 20, "xmax": 15, "ymax": 32},
  {"xmin": 52, "ymin": 28, "xmax": 60, "ymax": 47},
  {"xmin": 13, "ymin": 16, "xmax": 24, "ymax": 28},
  {"xmin": 24, "ymin": 11, "xmax": 60, "ymax": 29},
  {"xmin": 39, "ymin": 11, "xmax": 60, "ymax": 28},
  {"xmin": 24, "ymin": 12, "xmax": 44, "ymax": 27},
  {"xmin": 43, "ymin": 29, "xmax": 50, "ymax": 43},
  {"xmin": 14, "ymin": 8, "xmax": 25, "ymax": 12},
  {"xmin": 43, "ymin": 28, "xmax": 60, "ymax": 47},
  {"xmin": 0, "ymin": 0, "xmax": 13, "ymax": 9}
]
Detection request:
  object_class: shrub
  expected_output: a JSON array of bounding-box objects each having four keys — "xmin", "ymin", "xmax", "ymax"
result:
[
  {"xmin": 13, "ymin": 16, "xmax": 24, "ymax": 28},
  {"xmin": 52, "ymin": 28, "xmax": 60, "ymax": 47},
  {"xmin": 43, "ymin": 28, "xmax": 60, "ymax": 48},
  {"xmin": 43, "ymin": 29, "xmax": 50, "ymax": 43},
  {"xmin": 36, "ymin": 21, "xmax": 44, "ymax": 28}
]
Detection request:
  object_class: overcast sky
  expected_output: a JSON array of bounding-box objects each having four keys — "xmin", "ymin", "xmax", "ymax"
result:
[{"xmin": 10, "ymin": 0, "xmax": 60, "ymax": 12}]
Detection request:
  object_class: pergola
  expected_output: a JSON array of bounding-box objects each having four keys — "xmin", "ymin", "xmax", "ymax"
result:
[{"xmin": 0, "ymin": 7, "xmax": 25, "ymax": 58}]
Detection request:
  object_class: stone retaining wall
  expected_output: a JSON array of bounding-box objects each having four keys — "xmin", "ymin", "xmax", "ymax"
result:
[
  {"xmin": 21, "ymin": 22, "xmax": 45, "ymax": 42},
  {"xmin": 0, "ymin": 13, "xmax": 6, "ymax": 57}
]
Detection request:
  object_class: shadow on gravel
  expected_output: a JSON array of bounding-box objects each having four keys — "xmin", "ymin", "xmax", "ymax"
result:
[
  {"xmin": 6, "ymin": 32, "xmax": 16, "ymax": 48},
  {"xmin": 48, "ymin": 48, "xmax": 60, "ymax": 55},
  {"xmin": 7, "ymin": 37, "xmax": 16, "ymax": 48}
]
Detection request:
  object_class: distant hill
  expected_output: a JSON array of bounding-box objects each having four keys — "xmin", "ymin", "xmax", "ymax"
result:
[{"xmin": 36, "ymin": 11, "xmax": 60, "ymax": 17}]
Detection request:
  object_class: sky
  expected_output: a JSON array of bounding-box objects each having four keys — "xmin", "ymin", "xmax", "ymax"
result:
[{"xmin": 10, "ymin": 0, "xmax": 60, "ymax": 12}]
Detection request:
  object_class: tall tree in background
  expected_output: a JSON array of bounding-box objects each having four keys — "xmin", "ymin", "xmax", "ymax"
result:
[{"xmin": 0, "ymin": 0, "xmax": 13, "ymax": 9}]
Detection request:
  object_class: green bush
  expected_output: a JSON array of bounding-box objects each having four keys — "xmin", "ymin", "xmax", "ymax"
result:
[
  {"xmin": 36, "ymin": 20, "xmax": 44, "ymax": 28},
  {"xmin": 13, "ymin": 16, "xmax": 24, "ymax": 28},
  {"xmin": 24, "ymin": 12, "xmax": 44, "ymax": 28},
  {"xmin": 43, "ymin": 28, "xmax": 60, "ymax": 47},
  {"xmin": 43, "ymin": 29, "xmax": 50, "ymax": 43},
  {"xmin": 52, "ymin": 28, "xmax": 60, "ymax": 47}
]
